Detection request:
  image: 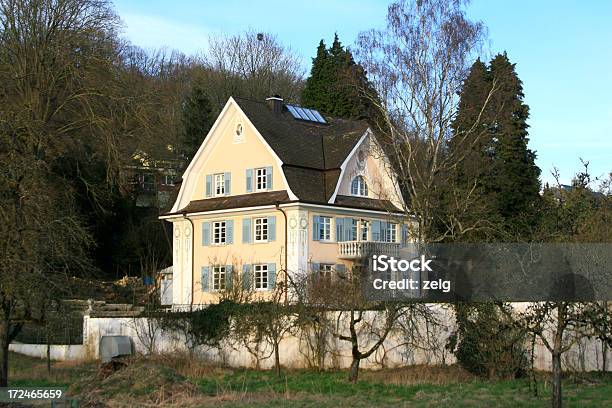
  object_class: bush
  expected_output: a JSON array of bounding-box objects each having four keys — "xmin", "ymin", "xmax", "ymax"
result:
[{"xmin": 447, "ymin": 303, "xmax": 528, "ymax": 379}]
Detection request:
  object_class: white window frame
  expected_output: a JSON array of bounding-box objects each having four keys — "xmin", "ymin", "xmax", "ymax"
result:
[
  {"xmin": 214, "ymin": 173, "xmax": 225, "ymax": 196},
  {"xmin": 212, "ymin": 266, "xmax": 226, "ymax": 291},
  {"xmin": 351, "ymin": 176, "xmax": 368, "ymax": 197},
  {"xmin": 386, "ymin": 223, "xmax": 397, "ymax": 243},
  {"xmin": 162, "ymin": 174, "xmax": 175, "ymax": 186},
  {"xmin": 254, "ymin": 217, "xmax": 269, "ymax": 243},
  {"xmin": 254, "ymin": 264, "xmax": 268, "ymax": 291},
  {"xmin": 212, "ymin": 221, "xmax": 227, "ymax": 245},
  {"xmin": 255, "ymin": 168, "xmax": 268, "ymax": 191},
  {"xmin": 360, "ymin": 220, "xmax": 369, "ymax": 241},
  {"xmin": 319, "ymin": 264, "xmax": 334, "ymax": 282},
  {"xmin": 319, "ymin": 216, "xmax": 331, "ymax": 241}
]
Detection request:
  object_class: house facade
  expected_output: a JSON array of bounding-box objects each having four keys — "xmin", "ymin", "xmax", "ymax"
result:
[{"xmin": 160, "ymin": 96, "xmax": 412, "ymax": 307}]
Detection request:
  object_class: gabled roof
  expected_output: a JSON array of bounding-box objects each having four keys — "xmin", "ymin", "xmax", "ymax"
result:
[
  {"xmin": 167, "ymin": 97, "xmax": 404, "ymax": 216},
  {"xmin": 234, "ymin": 98, "xmax": 369, "ymax": 202}
]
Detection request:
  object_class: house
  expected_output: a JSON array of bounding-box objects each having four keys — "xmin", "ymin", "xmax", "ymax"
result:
[{"xmin": 160, "ymin": 96, "xmax": 412, "ymax": 307}]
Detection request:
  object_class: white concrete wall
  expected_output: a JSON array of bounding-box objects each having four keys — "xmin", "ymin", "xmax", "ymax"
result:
[
  {"xmin": 11, "ymin": 306, "xmax": 612, "ymax": 372},
  {"xmin": 9, "ymin": 344, "xmax": 86, "ymax": 361}
]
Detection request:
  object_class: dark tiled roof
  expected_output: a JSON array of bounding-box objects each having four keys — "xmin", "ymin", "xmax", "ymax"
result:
[
  {"xmin": 333, "ymin": 195, "xmax": 402, "ymax": 213},
  {"xmin": 233, "ymin": 97, "xmax": 369, "ymax": 206},
  {"xmin": 234, "ymin": 97, "xmax": 367, "ymax": 171},
  {"xmin": 170, "ymin": 191, "xmax": 291, "ymax": 215},
  {"xmin": 165, "ymin": 98, "xmax": 403, "ymax": 216}
]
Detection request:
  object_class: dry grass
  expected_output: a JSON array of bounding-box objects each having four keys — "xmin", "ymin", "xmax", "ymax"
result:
[{"xmin": 361, "ymin": 364, "xmax": 475, "ymax": 385}]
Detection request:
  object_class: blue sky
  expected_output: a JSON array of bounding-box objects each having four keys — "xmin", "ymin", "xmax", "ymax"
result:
[{"xmin": 113, "ymin": 0, "xmax": 611, "ymax": 186}]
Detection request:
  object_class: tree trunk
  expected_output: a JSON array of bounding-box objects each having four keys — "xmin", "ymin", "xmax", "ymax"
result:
[
  {"xmin": 0, "ymin": 315, "xmax": 9, "ymax": 387},
  {"xmin": 274, "ymin": 341, "xmax": 281, "ymax": 378},
  {"xmin": 552, "ymin": 351, "xmax": 562, "ymax": 408},
  {"xmin": 348, "ymin": 357, "xmax": 360, "ymax": 383}
]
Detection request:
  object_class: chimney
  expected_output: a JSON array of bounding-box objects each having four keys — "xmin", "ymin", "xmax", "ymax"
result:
[{"xmin": 266, "ymin": 95, "xmax": 283, "ymax": 114}]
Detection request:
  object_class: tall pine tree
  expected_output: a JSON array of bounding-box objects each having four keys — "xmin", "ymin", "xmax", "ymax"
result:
[
  {"xmin": 181, "ymin": 83, "xmax": 215, "ymax": 160},
  {"xmin": 302, "ymin": 34, "xmax": 377, "ymax": 120},
  {"xmin": 448, "ymin": 53, "xmax": 541, "ymax": 237}
]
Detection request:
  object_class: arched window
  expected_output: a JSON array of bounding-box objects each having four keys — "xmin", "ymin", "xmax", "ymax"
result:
[{"xmin": 351, "ymin": 176, "xmax": 368, "ymax": 196}]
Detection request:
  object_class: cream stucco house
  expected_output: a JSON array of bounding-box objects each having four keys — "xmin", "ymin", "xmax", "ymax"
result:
[{"xmin": 160, "ymin": 96, "xmax": 411, "ymax": 307}]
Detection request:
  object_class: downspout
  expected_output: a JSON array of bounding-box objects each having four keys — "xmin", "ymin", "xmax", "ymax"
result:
[
  {"xmin": 275, "ymin": 202, "xmax": 288, "ymax": 304},
  {"xmin": 182, "ymin": 212, "xmax": 195, "ymax": 309}
]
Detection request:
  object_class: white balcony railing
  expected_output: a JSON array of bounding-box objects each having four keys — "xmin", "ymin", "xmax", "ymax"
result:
[{"xmin": 338, "ymin": 241, "xmax": 400, "ymax": 259}]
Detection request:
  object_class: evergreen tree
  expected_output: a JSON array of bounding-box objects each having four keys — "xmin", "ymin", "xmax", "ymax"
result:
[
  {"xmin": 181, "ymin": 83, "xmax": 215, "ymax": 160},
  {"xmin": 302, "ymin": 34, "xmax": 377, "ymax": 120},
  {"xmin": 447, "ymin": 53, "xmax": 541, "ymax": 238},
  {"xmin": 488, "ymin": 53, "xmax": 541, "ymax": 225}
]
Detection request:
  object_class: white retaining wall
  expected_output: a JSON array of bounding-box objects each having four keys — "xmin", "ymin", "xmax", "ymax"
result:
[{"xmin": 10, "ymin": 305, "xmax": 612, "ymax": 372}]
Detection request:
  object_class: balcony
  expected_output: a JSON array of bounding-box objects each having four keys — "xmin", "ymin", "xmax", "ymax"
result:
[{"xmin": 338, "ymin": 241, "xmax": 400, "ymax": 260}]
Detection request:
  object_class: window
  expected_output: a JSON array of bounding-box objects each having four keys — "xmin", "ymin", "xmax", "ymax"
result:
[
  {"xmin": 351, "ymin": 176, "xmax": 368, "ymax": 196},
  {"xmin": 212, "ymin": 266, "xmax": 226, "ymax": 291},
  {"xmin": 213, "ymin": 221, "xmax": 226, "ymax": 245},
  {"xmin": 318, "ymin": 216, "xmax": 331, "ymax": 241},
  {"xmin": 360, "ymin": 220, "xmax": 369, "ymax": 241},
  {"xmin": 319, "ymin": 264, "xmax": 334, "ymax": 282},
  {"xmin": 233, "ymin": 123, "xmax": 245, "ymax": 144},
  {"xmin": 254, "ymin": 217, "xmax": 268, "ymax": 242},
  {"xmin": 386, "ymin": 223, "xmax": 397, "ymax": 243},
  {"xmin": 254, "ymin": 264, "xmax": 268, "ymax": 290},
  {"xmin": 350, "ymin": 219, "xmax": 358, "ymax": 241},
  {"xmin": 162, "ymin": 175, "xmax": 174, "ymax": 186},
  {"xmin": 256, "ymin": 168, "xmax": 268, "ymax": 191},
  {"xmin": 214, "ymin": 173, "xmax": 225, "ymax": 196},
  {"xmin": 140, "ymin": 173, "xmax": 155, "ymax": 191}
]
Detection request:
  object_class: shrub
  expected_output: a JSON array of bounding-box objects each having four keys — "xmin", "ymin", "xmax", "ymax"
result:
[{"xmin": 447, "ymin": 303, "xmax": 528, "ymax": 379}]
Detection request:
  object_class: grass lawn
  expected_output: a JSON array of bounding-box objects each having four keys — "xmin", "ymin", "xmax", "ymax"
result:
[{"xmin": 7, "ymin": 352, "xmax": 612, "ymax": 407}]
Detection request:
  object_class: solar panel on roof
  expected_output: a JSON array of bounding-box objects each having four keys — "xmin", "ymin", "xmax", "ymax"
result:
[
  {"xmin": 286, "ymin": 105, "xmax": 300, "ymax": 119},
  {"xmin": 295, "ymin": 106, "xmax": 310, "ymax": 121},
  {"xmin": 303, "ymin": 108, "xmax": 318, "ymax": 121},
  {"xmin": 311, "ymin": 110, "xmax": 326, "ymax": 123},
  {"xmin": 286, "ymin": 104, "xmax": 327, "ymax": 124}
]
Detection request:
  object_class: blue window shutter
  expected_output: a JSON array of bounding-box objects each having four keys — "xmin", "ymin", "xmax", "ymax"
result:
[
  {"xmin": 246, "ymin": 169, "xmax": 253, "ymax": 192},
  {"xmin": 226, "ymin": 265, "xmax": 233, "ymax": 289},
  {"xmin": 268, "ymin": 216, "xmax": 276, "ymax": 241},
  {"xmin": 242, "ymin": 264, "xmax": 251, "ymax": 290},
  {"xmin": 201, "ymin": 266, "xmax": 210, "ymax": 292},
  {"xmin": 335, "ymin": 264, "xmax": 346, "ymax": 276},
  {"xmin": 311, "ymin": 262, "xmax": 320, "ymax": 275},
  {"xmin": 224, "ymin": 172, "xmax": 231, "ymax": 195},
  {"xmin": 312, "ymin": 216, "xmax": 320, "ymax": 241},
  {"xmin": 242, "ymin": 218, "xmax": 252, "ymax": 244},
  {"xmin": 202, "ymin": 222, "xmax": 211, "ymax": 246},
  {"xmin": 372, "ymin": 220, "xmax": 381, "ymax": 241},
  {"xmin": 336, "ymin": 218, "xmax": 344, "ymax": 242},
  {"xmin": 401, "ymin": 224, "xmax": 409, "ymax": 247},
  {"xmin": 267, "ymin": 263, "xmax": 276, "ymax": 289},
  {"xmin": 205, "ymin": 174, "xmax": 212, "ymax": 197},
  {"xmin": 226, "ymin": 220, "xmax": 233, "ymax": 244},
  {"xmin": 266, "ymin": 166, "xmax": 273, "ymax": 190}
]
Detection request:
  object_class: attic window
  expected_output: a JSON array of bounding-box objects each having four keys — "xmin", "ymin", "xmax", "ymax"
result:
[
  {"xmin": 351, "ymin": 176, "xmax": 368, "ymax": 197},
  {"xmin": 233, "ymin": 122, "xmax": 244, "ymax": 144}
]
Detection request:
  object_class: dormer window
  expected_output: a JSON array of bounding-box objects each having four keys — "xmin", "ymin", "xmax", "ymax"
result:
[{"xmin": 351, "ymin": 176, "xmax": 368, "ymax": 197}]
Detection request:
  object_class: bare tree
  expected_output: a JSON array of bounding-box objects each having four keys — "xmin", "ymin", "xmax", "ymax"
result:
[
  {"xmin": 195, "ymin": 29, "xmax": 305, "ymax": 107},
  {"xmin": 356, "ymin": 0, "xmax": 494, "ymax": 242}
]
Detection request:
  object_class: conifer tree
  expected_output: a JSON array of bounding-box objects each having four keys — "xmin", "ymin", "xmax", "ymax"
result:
[
  {"xmin": 302, "ymin": 34, "xmax": 377, "ymax": 120},
  {"xmin": 448, "ymin": 53, "xmax": 541, "ymax": 237},
  {"xmin": 488, "ymin": 53, "xmax": 540, "ymax": 225},
  {"xmin": 181, "ymin": 83, "xmax": 215, "ymax": 160}
]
